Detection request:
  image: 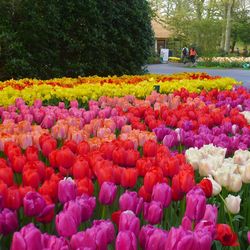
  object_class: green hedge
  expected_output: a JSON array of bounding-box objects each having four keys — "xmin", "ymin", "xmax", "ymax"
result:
[{"xmin": 0, "ymin": 0, "xmax": 154, "ymax": 80}]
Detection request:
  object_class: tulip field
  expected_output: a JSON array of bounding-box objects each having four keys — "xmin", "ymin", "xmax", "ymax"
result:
[{"xmin": 1, "ymin": 72, "xmax": 250, "ymax": 250}]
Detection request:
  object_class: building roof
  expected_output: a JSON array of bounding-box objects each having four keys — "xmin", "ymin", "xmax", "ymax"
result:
[{"xmin": 151, "ymin": 20, "xmax": 171, "ymax": 39}]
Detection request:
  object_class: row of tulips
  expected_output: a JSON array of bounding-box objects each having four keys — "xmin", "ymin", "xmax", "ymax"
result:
[
  {"xmin": 0, "ymin": 73, "xmax": 250, "ymax": 249},
  {"xmin": 0, "ymin": 73, "xmax": 238, "ymax": 106}
]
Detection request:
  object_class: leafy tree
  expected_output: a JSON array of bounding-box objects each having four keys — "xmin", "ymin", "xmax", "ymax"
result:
[{"xmin": 0, "ymin": 0, "xmax": 154, "ymax": 80}]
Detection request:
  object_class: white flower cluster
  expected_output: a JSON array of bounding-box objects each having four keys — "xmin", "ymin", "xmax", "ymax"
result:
[
  {"xmin": 185, "ymin": 144, "xmax": 250, "ymax": 193},
  {"xmin": 198, "ymin": 57, "xmax": 250, "ymax": 63}
]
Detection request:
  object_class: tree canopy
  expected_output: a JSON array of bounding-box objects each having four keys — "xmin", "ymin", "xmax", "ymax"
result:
[
  {"xmin": 150, "ymin": 0, "xmax": 250, "ymax": 55},
  {"xmin": 0, "ymin": 0, "xmax": 154, "ymax": 80}
]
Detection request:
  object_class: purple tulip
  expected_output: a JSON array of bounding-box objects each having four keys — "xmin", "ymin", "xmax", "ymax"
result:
[
  {"xmin": 56, "ymin": 211, "xmax": 79, "ymax": 237},
  {"xmin": 23, "ymin": 192, "xmax": 46, "ymax": 217},
  {"xmin": 152, "ymin": 183, "xmax": 172, "ymax": 208},
  {"xmin": 42, "ymin": 234, "xmax": 69, "ymax": 250},
  {"xmin": 63, "ymin": 201, "xmax": 82, "ymax": 226},
  {"xmin": 92, "ymin": 220, "xmax": 115, "ymax": 244},
  {"xmin": 163, "ymin": 133, "xmax": 178, "ymax": 148},
  {"xmin": 139, "ymin": 225, "xmax": 157, "ymax": 249},
  {"xmin": 59, "ymin": 102, "xmax": 65, "ymax": 109},
  {"xmin": 76, "ymin": 195, "xmax": 96, "ymax": 222},
  {"xmin": 165, "ymin": 227, "xmax": 212, "ymax": 250},
  {"xmin": 58, "ymin": 177, "xmax": 77, "ymax": 204},
  {"xmin": 41, "ymin": 115, "xmax": 55, "ymax": 129},
  {"xmin": 144, "ymin": 201, "xmax": 163, "ymax": 225},
  {"xmin": 181, "ymin": 216, "xmax": 192, "ymax": 231},
  {"xmin": 70, "ymin": 100, "xmax": 79, "ymax": 108},
  {"xmin": 119, "ymin": 210, "xmax": 140, "ymax": 236},
  {"xmin": 185, "ymin": 187, "xmax": 206, "ymax": 222},
  {"xmin": 0, "ymin": 209, "xmax": 18, "ymax": 235},
  {"xmin": 145, "ymin": 228, "xmax": 168, "ymax": 250},
  {"xmin": 11, "ymin": 223, "xmax": 43, "ymax": 250},
  {"xmin": 99, "ymin": 181, "xmax": 117, "ymax": 205},
  {"xmin": 116, "ymin": 231, "xmax": 137, "ymax": 250},
  {"xmin": 202, "ymin": 204, "xmax": 218, "ymax": 224},
  {"xmin": 119, "ymin": 191, "xmax": 143, "ymax": 215},
  {"xmin": 34, "ymin": 100, "xmax": 42, "ymax": 108},
  {"xmin": 70, "ymin": 231, "xmax": 96, "ymax": 250}
]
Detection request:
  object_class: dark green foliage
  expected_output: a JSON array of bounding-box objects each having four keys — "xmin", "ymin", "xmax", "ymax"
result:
[{"xmin": 0, "ymin": 0, "xmax": 154, "ymax": 80}]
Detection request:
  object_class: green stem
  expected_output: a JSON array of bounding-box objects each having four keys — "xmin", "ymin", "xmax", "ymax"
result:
[{"xmin": 101, "ymin": 205, "xmax": 106, "ymax": 219}]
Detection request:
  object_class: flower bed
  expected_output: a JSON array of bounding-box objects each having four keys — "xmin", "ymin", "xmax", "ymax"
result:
[
  {"xmin": 0, "ymin": 73, "xmax": 249, "ymax": 250},
  {"xmin": 198, "ymin": 57, "xmax": 250, "ymax": 68}
]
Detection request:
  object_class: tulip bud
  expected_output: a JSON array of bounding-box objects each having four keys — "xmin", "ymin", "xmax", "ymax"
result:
[
  {"xmin": 11, "ymin": 223, "xmax": 43, "ymax": 250},
  {"xmin": 225, "ymin": 194, "xmax": 241, "ymax": 214},
  {"xmin": 185, "ymin": 187, "xmax": 206, "ymax": 222},
  {"xmin": 119, "ymin": 191, "xmax": 143, "ymax": 215},
  {"xmin": 0, "ymin": 208, "xmax": 18, "ymax": 235},
  {"xmin": 119, "ymin": 210, "xmax": 140, "ymax": 236},
  {"xmin": 204, "ymin": 176, "xmax": 221, "ymax": 196},
  {"xmin": 99, "ymin": 181, "xmax": 117, "ymax": 205},
  {"xmin": 143, "ymin": 201, "xmax": 163, "ymax": 225},
  {"xmin": 23, "ymin": 192, "xmax": 46, "ymax": 217},
  {"xmin": 152, "ymin": 183, "xmax": 172, "ymax": 208},
  {"xmin": 116, "ymin": 231, "xmax": 137, "ymax": 250},
  {"xmin": 58, "ymin": 177, "xmax": 77, "ymax": 204},
  {"xmin": 56, "ymin": 211, "xmax": 78, "ymax": 237}
]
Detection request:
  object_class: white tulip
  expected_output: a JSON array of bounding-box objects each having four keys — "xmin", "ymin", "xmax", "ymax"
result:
[
  {"xmin": 238, "ymin": 163, "xmax": 250, "ymax": 183},
  {"xmin": 227, "ymin": 173, "xmax": 242, "ymax": 193},
  {"xmin": 205, "ymin": 176, "xmax": 222, "ymax": 196},
  {"xmin": 185, "ymin": 147, "xmax": 201, "ymax": 170},
  {"xmin": 213, "ymin": 167, "xmax": 230, "ymax": 188},
  {"xmin": 225, "ymin": 194, "xmax": 241, "ymax": 214},
  {"xmin": 233, "ymin": 150, "xmax": 250, "ymax": 165}
]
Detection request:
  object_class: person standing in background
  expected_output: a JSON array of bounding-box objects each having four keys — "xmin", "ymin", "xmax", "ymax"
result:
[
  {"xmin": 181, "ymin": 46, "xmax": 189, "ymax": 64},
  {"xmin": 189, "ymin": 47, "xmax": 197, "ymax": 66}
]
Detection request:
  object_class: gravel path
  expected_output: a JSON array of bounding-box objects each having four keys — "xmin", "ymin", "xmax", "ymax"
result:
[{"xmin": 147, "ymin": 63, "xmax": 250, "ymax": 87}]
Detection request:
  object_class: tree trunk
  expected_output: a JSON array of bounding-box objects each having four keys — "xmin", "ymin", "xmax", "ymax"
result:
[{"xmin": 224, "ymin": 0, "xmax": 234, "ymax": 53}]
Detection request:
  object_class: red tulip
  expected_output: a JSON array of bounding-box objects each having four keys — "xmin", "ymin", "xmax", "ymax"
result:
[
  {"xmin": 77, "ymin": 141, "xmax": 90, "ymax": 156},
  {"xmin": 6, "ymin": 187, "xmax": 21, "ymax": 210},
  {"xmin": 216, "ymin": 224, "xmax": 239, "ymax": 246},
  {"xmin": 49, "ymin": 150, "xmax": 59, "ymax": 168},
  {"xmin": 25, "ymin": 146, "xmax": 39, "ymax": 161},
  {"xmin": 100, "ymin": 142, "xmax": 116, "ymax": 160},
  {"xmin": 112, "ymin": 147, "xmax": 126, "ymax": 166},
  {"xmin": 125, "ymin": 150, "xmax": 140, "ymax": 167},
  {"xmin": 143, "ymin": 140, "xmax": 157, "ymax": 157},
  {"xmin": 23, "ymin": 169, "xmax": 41, "ymax": 189},
  {"xmin": 41, "ymin": 138, "xmax": 57, "ymax": 157},
  {"xmin": 56, "ymin": 147, "xmax": 75, "ymax": 169},
  {"xmin": 144, "ymin": 170, "xmax": 163, "ymax": 193},
  {"xmin": 11, "ymin": 155, "xmax": 27, "ymax": 173},
  {"xmin": 121, "ymin": 168, "xmax": 138, "ymax": 188},
  {"xmin": 76, "ymin": 178, "xmax": 94, "ymax": 196},
  {"xmin": 0, "ymin": 166, "xmax": 14, "ymax": 186},
  {"xmin": 112, "ymin": 210, "xmax": 122, "ymax": 227},
  {"xmin": 198, "ymin": 179, "xmax": 213, "ymax": 198},
  {"xmin": 138, "ymin": 185, "xmax": 151, "ymax": 202},
  {"xmin": 72, "ymin": 158, "xmax": 91, "ymax": 179},
  {"xmin": 64, "ymin": 140, "xmax": 77, "ymax": 154}
]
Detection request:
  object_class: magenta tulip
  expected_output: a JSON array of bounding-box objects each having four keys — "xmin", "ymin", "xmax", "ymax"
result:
[
  {"xmin": 11, "ymin": 224, "xmax": 43, "ymax": 250},
  {"xmin": 152, "ymin": 183, "xmax": 172, "ymax": 208},
  {"xmin": 23, "ymin": 192, "xmax": 46, "ymax": 217},
  {"xmin": 0, "ymin": 208, "xmax": 18, "ymax": 235},
  {"xmin": 116, "ymin": 231, "xmax": 137, "ymax": 250},
  {"xmin": 119, "ymin": 210, "xmax": 140, "ymax": 236},
  {"xmin": 99, "ymin": 181, "xmax": 117, "ymax": 205},
  {"xmin": 185, "ymin": 186, "xmax": 206, "ymax": 222},
  {"xmin": 58, "ymin": 177, "xmax": 77, "ymax": 204},
  {"xmin": 144, "ymin": 201, "xmax": 163, "ymax": 225}
]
